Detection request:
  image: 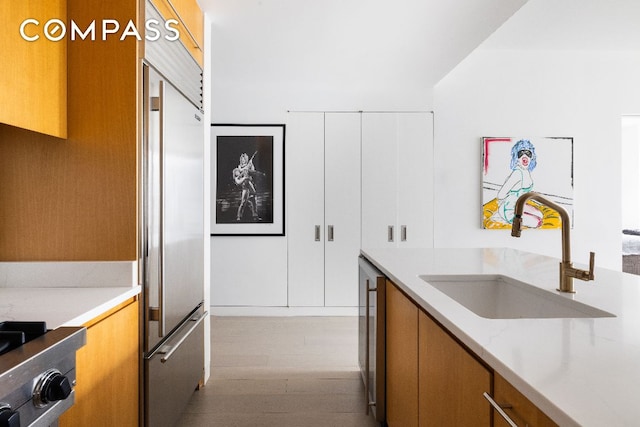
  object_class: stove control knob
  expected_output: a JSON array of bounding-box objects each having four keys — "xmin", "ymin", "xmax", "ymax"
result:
[
  {"xmin": 0, "ymin": 403, "xmax": 20, "ymax": 427},
  {"xmin": 33, "ymin": 369, "xmax": 73, "ymax": 408},
  {"xmin": 45, "ymin": 374, "xmax": 72, "ymax": 402}
]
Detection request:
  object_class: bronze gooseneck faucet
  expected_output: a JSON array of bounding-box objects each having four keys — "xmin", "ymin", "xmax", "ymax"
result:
[{"xmin": 511, "ymin": 192, "xmax": 595, "ymax": 293}]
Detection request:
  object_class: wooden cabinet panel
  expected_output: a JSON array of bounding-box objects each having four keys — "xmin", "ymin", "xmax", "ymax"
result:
[
  {"xmin": 493, "ymin": 373, "xmax": 558, "ymax": 427},
  {"xmin": 0, "ymin": 1, "xmax": 67, "ymax": 138},
  {"xmin": 384, "ymin": 279, "xmax": 558, "ymax": 427},
  {"xmin": 386, "ymin": 280, "xmax": 419, "ymax": 427},
  {"xmin": 60, "ymin": 299, "xmax": 140, "ymax": 427},
  {"xmin": 419, "ymin": 310, "xmax": 491, "ymax": 426},
  {"xmin": 0, "ymin": 0, "xmax": 139, "ymax": 261},
  {"xmin": 150, "ymin": 0, "xmax": 204, "ymax": 66}
]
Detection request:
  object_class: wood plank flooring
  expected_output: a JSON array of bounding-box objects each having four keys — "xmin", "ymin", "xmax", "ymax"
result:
[{"xmin": 178, "ymin": 316, "xmax": 379, "ymax": 426}]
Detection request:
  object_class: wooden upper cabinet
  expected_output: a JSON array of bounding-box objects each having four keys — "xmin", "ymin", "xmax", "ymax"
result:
[
  {"xmin": 150, "ymin": 0, "xmax": 204, "ymax": 66},
  {"xmin": 0, "ymin": 0, "xmax": 140, "ymax": 261},
  {"xmin": 0, "ymin": 1, "xmax": 67, "ymax": 138}
]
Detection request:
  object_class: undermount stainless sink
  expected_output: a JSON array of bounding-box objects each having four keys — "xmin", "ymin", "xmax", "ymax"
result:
[{"xmin": 419, "ymin": 274, "xmax": 615, "ymax": 319}]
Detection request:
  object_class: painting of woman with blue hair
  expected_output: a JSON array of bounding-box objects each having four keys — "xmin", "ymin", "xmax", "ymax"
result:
[
  {"xmin": 482, "ymin": 137, "xmax": 572, "ymax": 230},
  {"xmin": 494, "ymin": 139, "xmax": 542, "ymax": 226}
]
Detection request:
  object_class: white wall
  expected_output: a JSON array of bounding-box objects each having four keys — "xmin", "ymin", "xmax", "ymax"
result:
[
  {"xmin": 208, "ymin": 0, "xmax": 525, "ymax": 309},
  {"xmin": 433, "ymin": 49, "xmax": 640, "ymax": 270},
  {"xmin": 622, "ymin": 116, "xmax": 640, "ymax": 230}
]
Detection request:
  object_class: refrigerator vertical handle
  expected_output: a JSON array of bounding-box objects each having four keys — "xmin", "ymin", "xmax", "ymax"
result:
[
  {"xmin": 143, "ymin": 65, "xmax": 165, "ymax": 338},
  {"xmin": 145, "ymin": 81, "xmax": 165, "ymax": 338},
  {"xmin": 157, "ymin": 80, "xmax": 166, "ymax": 338}
]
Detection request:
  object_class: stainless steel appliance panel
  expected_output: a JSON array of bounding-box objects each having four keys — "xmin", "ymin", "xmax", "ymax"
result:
[
  {"xmin": 144, "ymin": 64, "xmax": 204, "ymax": 351},
  {"xmin": 0, "ymin": 327, "xmax": 85, "ymax": 427},
  {"xmin": 145, "ymin": 307, "xmax": 206, "ymax": 427},
  {"xmin": 142, "ymin": 59, "xmax": 205, "ymax": 427},
  {"xmin": 358, "ymin": 255, "xmax": 386, "ymax": 424}
]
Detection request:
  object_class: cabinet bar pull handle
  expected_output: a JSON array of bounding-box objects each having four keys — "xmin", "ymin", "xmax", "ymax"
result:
[
  {"xmin": 401, "ymin": 225, "xmax": 407, "ymax": 242},
  {"xmin": 328, "ymin": 225, "xmax": 334, "ymax": 242},
  {"xmin": 483, "ymin": 392, "xmax": 518, "ymax": 427},
  {"xmin": 364, "ymin": 279, "xmax": 370, "ymax": 415},
  {"xmin": 388, "ymin": 225, "xmax": 394, "ymax": 242},
  {"xmin": 315, "ymin": 225, "xmax": 321, "ymax": 241}
]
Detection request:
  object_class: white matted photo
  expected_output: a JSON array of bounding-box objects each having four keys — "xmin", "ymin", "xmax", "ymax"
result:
[{"xmin": 211, "ymin": 124, "xmax": 285, "ymax": 236}]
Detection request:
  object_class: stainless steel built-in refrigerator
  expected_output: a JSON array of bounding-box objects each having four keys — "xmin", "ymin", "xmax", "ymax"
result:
[{"xmin": 141, "ymin": 61, "xmax": 206, "ymax": 427}]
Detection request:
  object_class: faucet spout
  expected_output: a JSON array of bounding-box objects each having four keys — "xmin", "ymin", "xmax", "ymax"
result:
[{"xmin": 510, "ymin": 192, "xmax": 595, "ymax": 293}]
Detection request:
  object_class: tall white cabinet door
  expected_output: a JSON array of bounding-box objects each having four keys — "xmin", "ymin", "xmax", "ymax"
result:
[
  {"xmin": 287, "ymin": 113, "xmax": 325, "ymax": 306},
  {"xmin": 361, "ymin": 113, "xmax": 399, "ymax": 248},
  {"xmin": 397, "ymin": 113, "xmax": 434, "ymax": 248},
  {"xmin": 362, "ymin": 112, "xmax": 434, "ymax": 249},
  {"xmin": 324, "ymin": 113, "xmax": 361, "ymax": 306}
]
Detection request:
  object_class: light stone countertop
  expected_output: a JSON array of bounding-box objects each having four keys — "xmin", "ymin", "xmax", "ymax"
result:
[
  {"xmin": 0, "ymin": 286, "xmax": 141, "ymax": 328},
  {"xmin": 0, "ymin": 261, "xmax": 140, "ymax": 328},
  {"xmin": 361, "ymin": 247, "xmax": 640, "ymax": 427}
]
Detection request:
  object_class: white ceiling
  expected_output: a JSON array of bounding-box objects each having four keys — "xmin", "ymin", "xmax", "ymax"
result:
[
  {"xmin": 198, "ymin": 0, "xmax": 529, "ymax": 90},
  {"xmin": 480, "ymin": 0, "xmax": 640, "ymax": 51}
]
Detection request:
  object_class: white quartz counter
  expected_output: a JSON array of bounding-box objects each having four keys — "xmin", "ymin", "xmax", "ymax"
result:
[
  {"xmin": 0, "ymin": 286, "xmax": 141, "ymax": 328},
  {"xmin": 0, "ymin": 261, "xmax": 140, "ymax": 328},
  {"xmin": 361, "ymin": 247, "xmax": 640, "ymax": 427}
]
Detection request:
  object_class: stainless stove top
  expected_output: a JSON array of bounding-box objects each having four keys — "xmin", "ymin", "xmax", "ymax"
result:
[{"xmin": 0, "ymin": 325, "xmax": 86, "ymax": 427}]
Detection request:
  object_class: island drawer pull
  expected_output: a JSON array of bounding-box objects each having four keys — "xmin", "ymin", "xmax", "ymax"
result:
[{"xmin": 483, "ymin": 392, "xmax": 518, "ymax": 427}]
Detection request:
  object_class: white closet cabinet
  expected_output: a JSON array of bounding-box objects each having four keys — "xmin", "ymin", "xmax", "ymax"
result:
[
  {"xmin": 287, "ymin": 112, "xmax": 361, "ymax": 307},
  {"xmin": 362, "ymin": 112, "xmax": 434, "ymax": 249}
]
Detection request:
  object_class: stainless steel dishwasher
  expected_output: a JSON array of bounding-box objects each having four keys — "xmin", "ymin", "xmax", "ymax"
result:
[{"xmin": 358, "ymin": 255, "xmax": 386, "ymax": 424}]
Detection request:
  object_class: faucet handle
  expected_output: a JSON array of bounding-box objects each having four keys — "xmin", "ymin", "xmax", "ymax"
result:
[{"xmin": 587, "ymin": 251, "xmax": 595, "ymax": 280}]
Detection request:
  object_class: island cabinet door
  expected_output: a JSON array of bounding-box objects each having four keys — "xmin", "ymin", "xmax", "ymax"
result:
[
  {"xmin": 386, "ymin": 280, "xmax": 419, "ymax": 427},
  {"xmin": 418, "ymin": 310, "xmax": 492, "ymax": 427},
  {"xmin": 493, "ymin": 373, "xmax": 559, "ymax": 427}
]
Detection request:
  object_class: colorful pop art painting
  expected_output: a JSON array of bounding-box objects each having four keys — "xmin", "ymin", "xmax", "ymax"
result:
[{"xmin": 482, "ymin": 137, "xmax": 573, "ymax": 230}]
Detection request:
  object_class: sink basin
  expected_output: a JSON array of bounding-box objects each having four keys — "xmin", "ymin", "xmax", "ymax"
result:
[{"xmin": 419, "ymin": 274, "xmax": 615, "ymax": 319}]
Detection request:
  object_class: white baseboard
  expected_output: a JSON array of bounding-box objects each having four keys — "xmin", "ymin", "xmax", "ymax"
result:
[{"xmin": 210, "ymin": 305, "xmax": 358, "ymax": 316}]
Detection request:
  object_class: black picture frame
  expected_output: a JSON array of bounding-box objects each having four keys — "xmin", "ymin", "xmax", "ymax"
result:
[{"xmin": 211, "ymin": 124, "xmax": 285, "ymax": 236}]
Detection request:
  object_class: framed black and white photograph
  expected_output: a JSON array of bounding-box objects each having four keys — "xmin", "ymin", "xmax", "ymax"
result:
[{"xmin": 211, "ymin": 124, "xmax": 285, "ymax": 236}]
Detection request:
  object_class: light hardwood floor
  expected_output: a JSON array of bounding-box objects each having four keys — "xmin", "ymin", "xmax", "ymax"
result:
[{"xmin": 178, "ymin": 316, "xmax": 379, "ymax": 427}]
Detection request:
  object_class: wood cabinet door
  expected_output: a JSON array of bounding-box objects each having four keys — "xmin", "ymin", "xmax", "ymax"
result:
[
  {"xmin": 150, "ymin": 0, "xmax": 204, "ymax": 66},
  {"xmin": 60, "ymin": 299, "xmax": 139, "ymax": 427},
  {"xmin": 0, "ymin": 1, "xmax": 67, "ymax": 138},
  {"xmin": 493, "ymin": 373, "xmax": 559, "ymax": 427},
  {"xmin": 386, "ymin": 280, "xmax": 419, "ymax": 427},
  {"xmin": 419, "ymin": 310, "xmax": 491, "ymax": 427}
]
